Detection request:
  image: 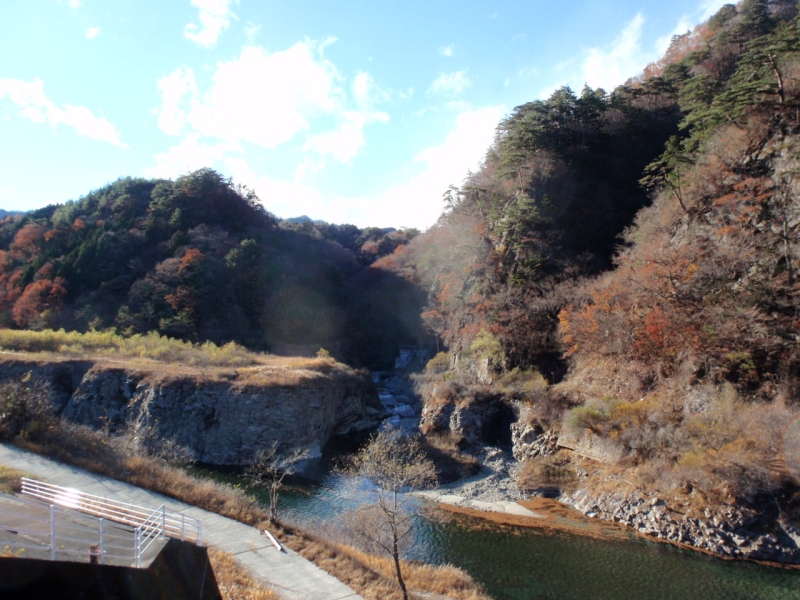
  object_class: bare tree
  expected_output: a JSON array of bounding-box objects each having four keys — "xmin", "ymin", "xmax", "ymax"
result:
[
  {"xmin": 245, "ymin": 442, "xmax": 309, "ymax": 523},
  {"xmin": 343, "ymin": 427, "xmax": 437, "ymax": 600}
]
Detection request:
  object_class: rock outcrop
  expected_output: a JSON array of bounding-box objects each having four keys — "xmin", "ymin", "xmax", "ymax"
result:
[
  {"xmin": 0, "ymin": 358, "xmax": 382, "ymax": 465},
  {"xmin": 568, "ymin": 488, "xmax": 800, "ymax": 563},
  {"xmin": 420, "ymin": 397, "xmax": 517, "ymax": 447},
  {"xmin": 510, "ymin": 423, "xmax": 558, "ymax": 461}
]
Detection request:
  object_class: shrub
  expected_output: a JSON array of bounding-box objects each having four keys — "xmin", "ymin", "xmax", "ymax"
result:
[{"xmin": 567, "ymin": 405, "xmax": 609, "ymax": 435}]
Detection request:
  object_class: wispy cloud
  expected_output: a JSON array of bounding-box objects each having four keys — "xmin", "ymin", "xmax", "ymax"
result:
[
  {"xmin": 85, "ymin": 27, "xmax": 100, "ymax": 40},
  {"xmin": 427, "ymin": 71, "xmax": 472, "ymax": 96},
  {"xmin": 578, "ymin": 13, "xmax": 646, "ymax": 90},
  {"xmin": 151, "ymin": 40, "xmax": 388, "ymax": 177},
  {"xmin": 439, "ymin": 44, "xmax": 454, "ymax": 57},
  {"xmin": 224, "ymin": 105, "xmax": 504, "ymax": 229},
  {"xmin": 184, "ymin": 0, "xmax": 237, "ymax": 49},
  {"xmin": 0, "ymin": 78, "xmax": 126, "ymax": 147}
]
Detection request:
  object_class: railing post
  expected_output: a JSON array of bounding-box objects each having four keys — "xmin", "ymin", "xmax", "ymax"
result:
[
  {"xmin": 99, "ymin": 518, "xmax": 105, "ymax": 565},
  {"xmin": 181, "ymin": 513, "xmax": 185, "ymax": 542},
  {"xmin": 50, "ymin": 504, "xmax": 56, "ymax": 561},
  {"xmin": 197, "ymin": 520, "xmax": 202, "ymax": 546},
  {"xmin": 161, "ymin": 505, "xmax": 166, "ymax": 536},
  {"xmin": 135, "ymin": 529, "xmax": 141, "ymax": 568}
]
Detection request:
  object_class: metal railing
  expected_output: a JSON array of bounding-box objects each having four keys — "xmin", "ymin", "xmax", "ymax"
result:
[
  {"xmin": 0, "ymin": 495, "xmax": 142, "ymax": 565},
  {"xmin": 20, "ymin": 478, "xmax": 202, "ymax": 566}
]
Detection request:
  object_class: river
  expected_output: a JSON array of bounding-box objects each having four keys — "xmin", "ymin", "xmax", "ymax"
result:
[
  {"xmin": 201, "ymin": 351, "xmax": 800, "ymax": 599},
  {"xmin": 197, "ymin": 443, "xmax": 800, "ymax": 600}
]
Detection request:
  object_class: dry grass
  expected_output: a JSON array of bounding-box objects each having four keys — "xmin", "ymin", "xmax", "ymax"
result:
[
  {"xmin": 208, "ymin": 547, "xmax": 282, "ymax": 600},
  {"xmin": 275, "ymin": 524, "xmax": 490, "ymax": 600},
  {"xmin": 421, "ymin": 433, "xmax": 480, "ymax": 482},
  {"xmin": 337, "ymin": 546, "xmax": 491, "ymax": 600},
  {"xmin": 0, "ymin": 465, "xmax": 23, "ymax": 494},
  {"xmin": 0, "ymin": 328, "xmax": 254, "ymax": 367},
  {"xmin": 517, "ymin": 450, "xmax": 577, "ymax": 491}
]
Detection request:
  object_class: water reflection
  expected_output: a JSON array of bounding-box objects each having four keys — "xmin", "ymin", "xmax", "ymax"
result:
[{"xmin": 195, "ymin": 462, "xmax": 800, "ymax": 600}]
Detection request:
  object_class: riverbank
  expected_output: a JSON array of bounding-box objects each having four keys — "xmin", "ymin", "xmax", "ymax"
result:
[
  {"xmin": 413, "ymin": 444, "xmax": 800, "ymax": 569},
  {"xmin": 414, "ymin": 447, "xmax": 635, "ymax": 542}
]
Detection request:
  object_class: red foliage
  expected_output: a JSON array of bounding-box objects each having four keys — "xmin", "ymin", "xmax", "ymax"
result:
[
  {"xmin": 11, "ymin": 278, "xmax": 67, "ymax": 328},
  {"xmin": 10, "ymin": 224, "xmax": 44, "ymax": 258}
]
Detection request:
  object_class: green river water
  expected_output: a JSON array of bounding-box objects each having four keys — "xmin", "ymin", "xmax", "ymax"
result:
[{"xmin": 199, "ymin": 458, "xmax": 800, "ymax": 600}]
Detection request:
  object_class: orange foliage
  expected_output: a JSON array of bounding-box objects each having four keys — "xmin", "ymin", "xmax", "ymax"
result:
[
  {"xmin": 178, "ymin": 248, "xmax": 204, "ymax": 276},
  {"xmin": 165, "ymin": 285, "xmax": 197, "ymax": 316},
  {"xmin": 10, "ymin": 224, "xmax": 44, "ymax": 258},
  {"xmin": 372, "ymin": 245, "xmax": 409, "ymax": 271},
  {"xmin": 639, "ymin": 23, "xmax": 712, "ymax": 80},
  {"xmin": 11, "ymin": 278, "xmax": 67, "ymax": 328}
]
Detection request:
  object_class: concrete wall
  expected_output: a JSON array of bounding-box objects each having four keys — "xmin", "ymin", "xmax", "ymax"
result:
[{"xmin": 0, "ymin": 538, "xmax": 221, "ymax": 600}]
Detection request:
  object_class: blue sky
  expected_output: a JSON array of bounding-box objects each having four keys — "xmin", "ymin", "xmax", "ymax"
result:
[{"xmin": 0, "ymin": 0, "xmax": 729, "ymax": 229}]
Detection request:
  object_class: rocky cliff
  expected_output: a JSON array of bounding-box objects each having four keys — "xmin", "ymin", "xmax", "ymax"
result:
[{"xmin": 0, "ymin": 357, "xmax": 383, "ymax": 465}]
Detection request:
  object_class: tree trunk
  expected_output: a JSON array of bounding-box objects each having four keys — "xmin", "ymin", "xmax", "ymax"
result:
[
  {"xmin": 392, "ymin": 530, "xmax": 408, "ymax": 600},
  {"xmin": 270, "ymin": 483, "xmax": 279, "ymax": 523}
]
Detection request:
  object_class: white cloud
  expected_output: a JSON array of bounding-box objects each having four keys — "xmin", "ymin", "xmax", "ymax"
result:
[
  {"xmin": 351, "ymin": 105, "xmax": 504, "ymax": 228},
  {"xmin": 0, "ymin": 78, "xmax": 126, "ymax": 147},
  {"xmin": 439, "ymin": 45, "xmax": 454, "ymax": 57},
  {"xmin": 184, "ymin": 0, "xmax": 237, "ymax": 49},
  {"xmin": 145, "ymin": 135, "xmax": 237, "ymax": 178},
  {"xmin": 156, "ymin": 67, "xmax": 198, "ymax": 136},
  {"xmin": 230, "ymin": 106, "xmax": 503, "ymax": 229},
  {"xmin": 245, "ymin": 22, "xmax": 261, "ymax": 44},
  {"xmin": 656, "ymin": 0, "xmax": 731, "ymax": 55},
  {"xmin": 70, "ymin": 0, "xmax": 80, "ymax": 7},
  {"xmin": 699, "ymin": 0, "xmax": 733, "ymax": 20},
  {"xmin": 427, "ymin": 71, "xmax": 472, "ymax": 96},
  {"xmin": 159, "ymin": 103, "xmax": 501, "ymax": 228},
  {"xmin": 85, "ymin": 27, "xmax": 100, "ymax": 40},
  {"xmin": 302, "ymin": 72, "xmax": 389, "ymax": 163},
  {"xmin": 578, "ymin": 13, "xmax": 646, "ymax": 90},
  {"xmin": 152, "ymin": 41, "xmax": 388, "ymax": 177}
]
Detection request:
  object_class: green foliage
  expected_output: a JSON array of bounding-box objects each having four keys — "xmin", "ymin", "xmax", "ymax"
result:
[
  {"xmin": 469, "ymin": 329, "xmax": 505, "ymax": 369},
  {"xmin": 567, "ymin": 405, "xmax": 609, "ymax": 435},
  {"xmin": 424, "ymin": 351, "xmax": 450, "ymax": 375},
  {"xmin": 494, "ymin": 367, "xmax": 548, "ymax": 396}
]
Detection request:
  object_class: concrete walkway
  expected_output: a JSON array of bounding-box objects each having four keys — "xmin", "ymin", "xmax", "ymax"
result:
[{"xmin": 0, "ymin": 444, "xmax": 362, "ymax": 600}]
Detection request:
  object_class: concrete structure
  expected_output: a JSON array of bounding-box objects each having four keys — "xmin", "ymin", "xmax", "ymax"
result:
[{"xmin": 0, "ymin": 444, "xmax": 362, "ymax": 600}]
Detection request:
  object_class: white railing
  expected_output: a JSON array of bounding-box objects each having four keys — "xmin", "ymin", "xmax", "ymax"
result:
[
  {"xmin": 0, "ymin": 496, "xmax": 140, "ymax": 565},
  {"xmin": 20, "ymin": 478, "xmax": 202, "ymax": 554}
]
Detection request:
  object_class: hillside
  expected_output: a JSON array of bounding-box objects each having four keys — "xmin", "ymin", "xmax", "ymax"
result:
[
  {"xmin": 389, "ymin": 0, "xmax": 800, "ymax": 562},
  {"xmin": 0, "ymin": 169, "xmax": 424, "ymax": 367}
]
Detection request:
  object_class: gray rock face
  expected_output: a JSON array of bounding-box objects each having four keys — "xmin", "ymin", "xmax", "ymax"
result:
[
  {"xmin": 420, "ymin": 396, "xmax": 517, "ymax": 447},
  {"xmin": 0, "ymin": 360, "xmax": 380, "ymax": 465},
  {"xmin": 510, "ymin": 423, "xmax": 558, "ymax": 461},
  {"xmin": 567, "ymin": 488, "xmax": 800, "ymax": 564}
]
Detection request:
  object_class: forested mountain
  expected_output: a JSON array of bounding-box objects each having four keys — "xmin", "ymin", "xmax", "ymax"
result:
[
  {"xmin": 386, "ymin": 0, "xmax": 800, "ymax": 517},
  {"xmin": 0, "ymin": 169, "xmax": 424, "ymax": 366}
]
